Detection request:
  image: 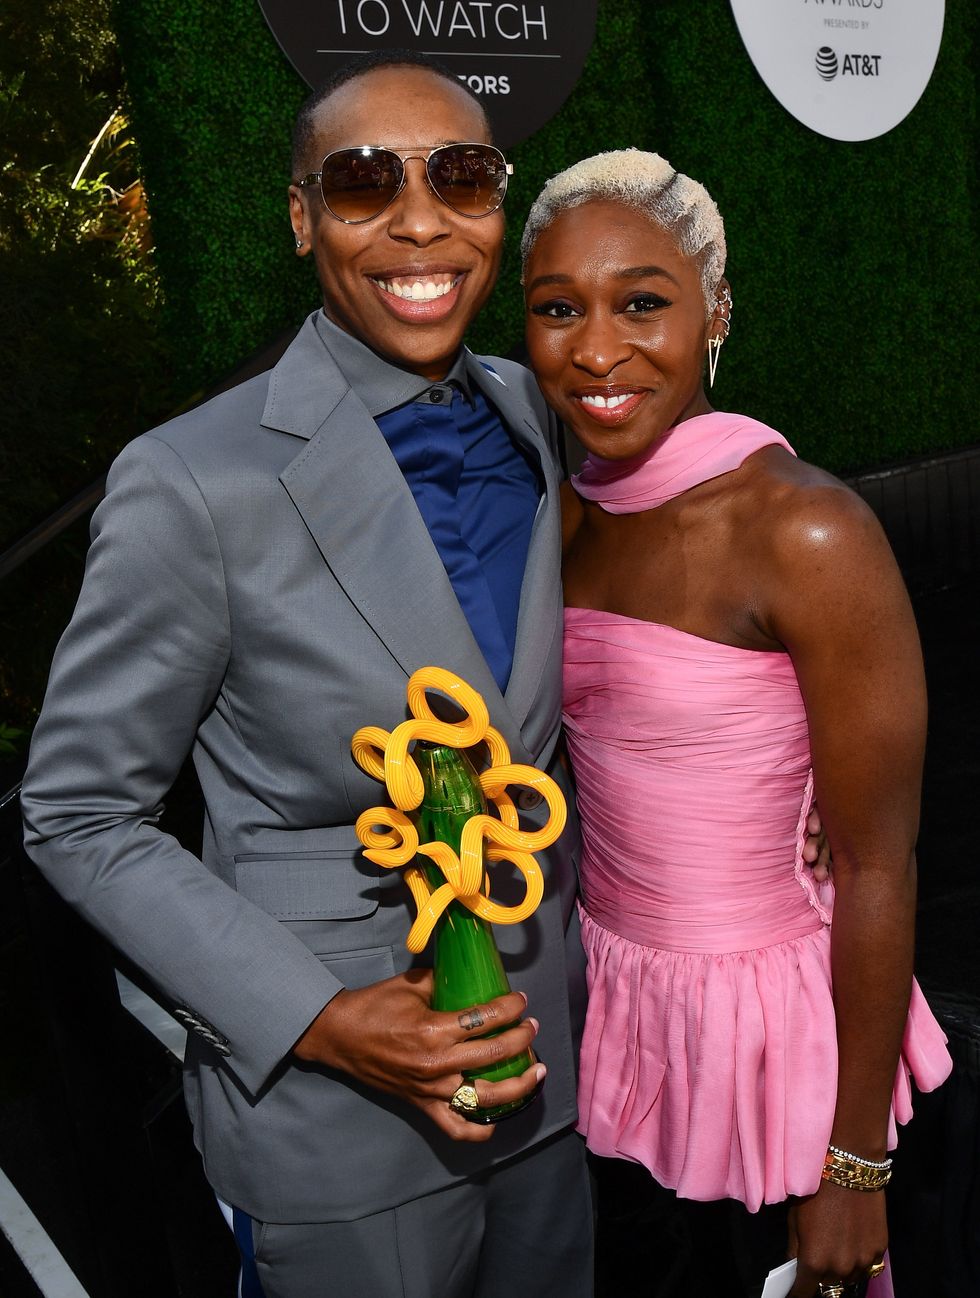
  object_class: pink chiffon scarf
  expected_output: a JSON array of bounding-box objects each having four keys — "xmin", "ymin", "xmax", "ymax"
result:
[{"xmin": 571, "ymin": 409, "xmax": 794, "ymax": 512}]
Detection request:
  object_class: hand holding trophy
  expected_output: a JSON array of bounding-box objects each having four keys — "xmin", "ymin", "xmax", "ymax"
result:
[{"xmin": 352, "ymin": 667, "xmax": 566, "ymax": 1122}]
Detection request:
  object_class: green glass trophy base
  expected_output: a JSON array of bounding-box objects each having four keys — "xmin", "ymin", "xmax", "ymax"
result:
[
  {"xmin": 431, "ymin": 899, "xmax": 543, "ymax": 1124},
  {"xmin": 415, "ymin": 742, "xmax": 542, "ymax": 1125}
]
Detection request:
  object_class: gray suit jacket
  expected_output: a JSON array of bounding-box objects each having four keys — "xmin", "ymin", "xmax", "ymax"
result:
[{"xmin": 21, "ymin": 313, "xmax": 586, "ymax": 1223}]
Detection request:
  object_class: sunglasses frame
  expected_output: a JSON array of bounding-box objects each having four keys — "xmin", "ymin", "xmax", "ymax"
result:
[{"xmin": 296, "ymin": 142, "xmax": 513, "ymax": 224}]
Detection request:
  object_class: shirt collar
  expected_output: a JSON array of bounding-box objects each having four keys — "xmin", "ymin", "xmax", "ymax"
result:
[{"xmin": 314, "ymin": 309, "xmax": 475, "ymax": 416}]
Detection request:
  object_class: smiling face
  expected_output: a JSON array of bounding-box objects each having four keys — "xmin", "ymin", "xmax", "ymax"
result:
[
  {"xmin": 288, "ymin": 66, "xmax": 504, "ymax": 381},
  {"xmin": 525, "ymin": 200, "xmax": 723, "ymax": 461}
]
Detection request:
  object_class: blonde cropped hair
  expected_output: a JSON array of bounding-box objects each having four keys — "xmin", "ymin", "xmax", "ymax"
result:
[{"xmin": 520, "ymin": 149, "xmax": 727, "ymax": 314}]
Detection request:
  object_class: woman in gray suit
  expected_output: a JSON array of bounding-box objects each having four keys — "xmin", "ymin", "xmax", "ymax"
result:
[{"xmin": 21, "ymin": 53, "xmax": 592, "ymax": 1298}]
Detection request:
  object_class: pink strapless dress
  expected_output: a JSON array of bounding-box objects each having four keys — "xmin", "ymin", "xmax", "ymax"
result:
[{"xmin": 563, "ymin": 413, "xmax": 953, "ymax": 1252}]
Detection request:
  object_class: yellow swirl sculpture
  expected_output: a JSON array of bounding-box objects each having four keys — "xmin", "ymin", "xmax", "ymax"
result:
[{"xmin": 352, "ymin": 666, "xmax": 567, "ymax": 953}]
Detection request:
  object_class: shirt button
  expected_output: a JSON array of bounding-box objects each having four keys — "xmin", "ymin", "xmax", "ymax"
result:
[
  {"xmin": 429, "ymin": 387, "xmax": 445, "ymax": 403},
  {"xmin": 517, "ymin": 788, "xmax": 543, "ymax": 812}
]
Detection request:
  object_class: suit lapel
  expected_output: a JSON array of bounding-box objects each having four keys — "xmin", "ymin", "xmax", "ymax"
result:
[
  {"xmin": 264, "ymin": 318, "xmax": 531, "ymax": 759},
  {"xmin": 468, "ymin": 358, "xmax": 563, "ymax": 745}
]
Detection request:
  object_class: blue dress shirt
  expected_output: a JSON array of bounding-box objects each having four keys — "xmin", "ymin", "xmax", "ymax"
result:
[{"xmin": 377, "ymin": 382, "xmax": 541, "ymax": 692}]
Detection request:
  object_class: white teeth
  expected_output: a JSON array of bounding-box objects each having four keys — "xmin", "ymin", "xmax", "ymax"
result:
[
  {"xmin": 580, "ymin": 392, "xmax": 636, "ymax": 409},
  {"xmin": 376, "ymin": 278, "xmax": 454, "ymax": 300}
]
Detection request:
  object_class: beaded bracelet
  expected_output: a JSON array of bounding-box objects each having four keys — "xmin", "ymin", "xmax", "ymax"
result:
[
  {"xmin": 821, "ymin": 1146, "xmax": 893, "ymax": 1192},
  {"xmin": 827, "ymin": 1144, "xmax": 892, "ymax": 1170}
]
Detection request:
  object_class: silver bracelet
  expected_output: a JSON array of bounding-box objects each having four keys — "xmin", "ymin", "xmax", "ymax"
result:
[{"xmin": 827, "ymin": 1143, "xmax": 892, "ymax": 1170}]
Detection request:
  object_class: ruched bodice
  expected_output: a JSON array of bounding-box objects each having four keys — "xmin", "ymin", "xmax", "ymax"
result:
[{"xmin": 564, "ymin": 611, "xmax": 828, "ymax": 955}]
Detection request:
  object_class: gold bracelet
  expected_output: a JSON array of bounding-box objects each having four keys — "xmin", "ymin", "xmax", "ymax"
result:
[{"xmin": 821, "ymin": 1147, "xmax": 892, "ymax": 1192}]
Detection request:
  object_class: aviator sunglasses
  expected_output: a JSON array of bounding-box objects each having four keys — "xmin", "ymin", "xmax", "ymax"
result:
[{"xmin": 296, "ymin": 143, "xmax": 513, "ymax": 224}]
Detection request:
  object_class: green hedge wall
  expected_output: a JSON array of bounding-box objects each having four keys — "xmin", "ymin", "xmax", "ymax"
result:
[{"xmin": 116, "ymin": 0, "xmax": 977, "ymax": 474}]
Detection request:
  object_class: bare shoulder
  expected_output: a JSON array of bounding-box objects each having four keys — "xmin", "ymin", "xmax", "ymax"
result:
[
  {"xmin": 738, "ymin": 444, "xmax": 891, "ymax": 574},
  {"xmin": 733, "ymin": 443, "xmax": 915, "ymax": 658}
]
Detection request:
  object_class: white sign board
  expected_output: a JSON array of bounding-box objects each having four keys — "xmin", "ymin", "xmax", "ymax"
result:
[{"xmin": 730, "ymin": 0, "xmax": 945, "ymax": 142}]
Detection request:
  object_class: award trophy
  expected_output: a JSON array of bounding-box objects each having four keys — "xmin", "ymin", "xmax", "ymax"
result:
[{"xmin": 351, "ymin": 666, "xmax": 566, "ymax": 1123}]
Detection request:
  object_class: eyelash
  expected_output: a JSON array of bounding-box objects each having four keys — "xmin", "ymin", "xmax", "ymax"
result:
[
  {"xmin": 529, "ymin": 301, "xmax": 578, "ymax": 319},
  {"xmin": 624, "ymin": 293, "xmax": 671, "ymax": 313},
  {"xmin": 529, "ymin": 293, "xmax": 672, "ymax": 320}
]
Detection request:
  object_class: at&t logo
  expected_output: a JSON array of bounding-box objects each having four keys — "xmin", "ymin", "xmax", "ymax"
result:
[
  {"xmin": 815, "ymin": 46, "xmax": 882, "ymax": 79},
  {"xmin": 816, "ymin": 46, "xmax": 838, "ymax": 78}
]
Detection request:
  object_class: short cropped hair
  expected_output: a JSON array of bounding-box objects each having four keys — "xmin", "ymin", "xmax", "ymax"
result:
[
  {"xmin": 520, "ymin": 149, "xmax": 726, "ymax": 312},
  {"xmin": 291, "ymin": 49, "xmax": 491, "ymax": 177}
]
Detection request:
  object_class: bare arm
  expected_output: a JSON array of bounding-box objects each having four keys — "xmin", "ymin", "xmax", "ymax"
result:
[{"xmin": 762, "ymin": 482, "xmax": 923, "ymax": 1291}]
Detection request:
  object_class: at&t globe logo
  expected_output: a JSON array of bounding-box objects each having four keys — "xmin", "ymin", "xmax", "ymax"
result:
[
  {"xmin": 816, "ymin": 46, "xmax": 839, "ymax": 80},
  {"xmin": 815, "ymin": 46, "xmax": 883, "ymax": 80}
]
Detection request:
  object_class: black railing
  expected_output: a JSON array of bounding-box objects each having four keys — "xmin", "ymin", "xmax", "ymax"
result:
[
  {"xmin": 0, "ymin": 779, "xmax": 236, "ymax": 1294},
  {"xmin": 0, "ymin": 480, "xmax": 107, "ymax": 584}
]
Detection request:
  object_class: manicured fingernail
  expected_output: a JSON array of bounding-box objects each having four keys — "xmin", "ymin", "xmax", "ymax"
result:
[
  {"xmin": 535, "ymin": 1064, "xmax": 547, "ymax": 1082},
  {"xmin": 528, "ymin": 1017, "xmax": 540, "ymax": 1033}
]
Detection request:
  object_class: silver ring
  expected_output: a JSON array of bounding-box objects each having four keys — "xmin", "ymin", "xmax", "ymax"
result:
[{"xmin": 449, "ymin": 1083, "xmax": 480, "ymax": 1116}]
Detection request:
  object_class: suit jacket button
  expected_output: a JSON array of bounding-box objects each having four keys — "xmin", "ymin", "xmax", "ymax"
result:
[{"xmin": 517, "ymin": 788, "xmax": 543, "ymax": 811}]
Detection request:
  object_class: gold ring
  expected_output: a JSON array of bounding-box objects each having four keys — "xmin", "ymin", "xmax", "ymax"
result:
[
  {"xmin": 867, "ymin": 1260, "xmax": 886, "ymax": 1280},
  {"xmin": 817, "ymin": 1285, "xmax": 845, "ymax": 1298},
  {"xmin": 449, "ymin": 1083, "xmax": 481, "ymax": 1116}
]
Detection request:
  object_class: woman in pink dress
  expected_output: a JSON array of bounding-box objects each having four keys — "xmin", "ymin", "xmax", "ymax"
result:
[{"xmin": 520, "ymin": 151, "xmax": 952, "ymax": 1298}]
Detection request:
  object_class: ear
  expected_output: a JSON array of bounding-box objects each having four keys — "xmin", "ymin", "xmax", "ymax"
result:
[{"xmin": 288, "ymin": 186, "xmax": 313, "ymax": 257}]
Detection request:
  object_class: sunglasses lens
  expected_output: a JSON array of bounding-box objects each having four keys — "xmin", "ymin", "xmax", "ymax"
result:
[
  {"xmin": 321, "ymin": 148, "xmax": 403, "ymax": 222},
  {"xmin": 427, "ymin": 145, "xmax": 509, "ymax": 216}
]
